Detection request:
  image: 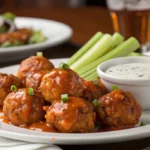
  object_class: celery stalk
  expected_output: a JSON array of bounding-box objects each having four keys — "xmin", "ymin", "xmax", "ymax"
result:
[
  {"xmin": 82, "ymin": 32, "xmax": 124, "ymax": 78},
  {"xmin": 71, "ymin": 34, "xmax": 113, "ymax": 71},
  {"xmin": 78, "ymin": 37, "xmax": 140, "ymax": 78},
  {"xmin": 67, "ymin": 32, "xmax": 103, "ymax": 65},
  {"xmin": 85, "ymin": 72, "xmax": 98, "ymax": 80},
  {"xmin": 111, "ymin": 32, "xmax": 124, "ymax": 49},
  {"xmin": 78, "ymin": 33, "xmax": 124, "ymax": 75},
  {"xmin": 81, "ymin": 68, "xmax": 95, "ymax": 78},
  {"xmin": 128, "ymin": 52, "xmax": 144, "ymax": 56},
  {"xmin": 78, "ymin": 32, "xmax": 124, "ymax": 77}
]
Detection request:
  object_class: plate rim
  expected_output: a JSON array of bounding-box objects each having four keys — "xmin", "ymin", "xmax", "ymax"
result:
[{"xmin": 0, "ymin": 122, "xmax": 149, "ymax": 145}]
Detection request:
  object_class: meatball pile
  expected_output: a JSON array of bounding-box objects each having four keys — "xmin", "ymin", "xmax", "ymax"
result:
[
  {"xmin": 1, "ymin": 55, "xmax": 142, "ymax": 133},
  {"xmin": 40, "ymin": 67, "xmax": 96, "ymax": 132},
  {"xmin": 2, "ymin": 55, "xmax": 54, "ymax": 126}
]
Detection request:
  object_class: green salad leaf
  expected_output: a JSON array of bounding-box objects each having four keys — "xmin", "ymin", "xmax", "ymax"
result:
[{"xmin": 29, "ymin": 30, "xmax": 47, "ymax": 44}]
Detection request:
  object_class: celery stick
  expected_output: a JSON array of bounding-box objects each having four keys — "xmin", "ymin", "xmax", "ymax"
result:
[
  {"xmin": 84, "ymin": 72, "xmax": 98, "ymax": 80},
  {"xmin": 77, "ymin": 33, "xmax": 124, "ymax": 75},
  {"xmin": 111, "ymin": 32, "xmax": 124, "ymax": 49},
  {"xmin": 78, "ymin": 33, "xmax": 123, "ymax": 73},
  {"xmin": 71, "ymin": 34, "xmax": 113, "ymax": 71},
  {"xmin": 81, "ymin": 68, "xmax": 95, "ymax": 78},
  {"xmin": 128, "ymin": 52, "xmax": 144, "ymax": 56},
  {"xmin": 67, "ymin": 32, "xmax": 103, "ymax": 65},
  {"xmin": 78, "ymin": 37, "xmax": 140, "ymax": 77}
]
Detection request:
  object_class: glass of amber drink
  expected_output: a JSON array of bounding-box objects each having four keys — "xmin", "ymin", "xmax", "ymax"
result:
[{"xmin": 106, "ymin": 0, "xmax": 150, "ymax": 51}]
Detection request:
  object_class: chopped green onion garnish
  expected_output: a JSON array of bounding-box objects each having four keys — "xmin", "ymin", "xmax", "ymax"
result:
[
  {"xmin": 112, "ymin": 85, "xmax": 119, "ymax": 91},
  {"xmin": 93, "ymin": 79, "xmax": 100, "ymax": 86},
  {"xmin": 140, "ymin": 121, "xmax": 145, "ymax": 126},
  {"xmin": 37, "ymin": 52, "xmax": 43, "ymax": 57},
  {"xmin": 28, "ymin": 88, "xmax": 34, "ymax": 96},
  {"xmin": 59, "ymin": 62, "xmax": 70, "ymax": 69},
  {"xmin": 10, "ymin": 85, "xmax": 17, "ymax": 92},
  {"xmin": 92, "ymin": 99, "xmax": 99, "ymax": 107},
  {"xmin": 61, "ymin": 94, "xmax": 68, "ymax": 102}
]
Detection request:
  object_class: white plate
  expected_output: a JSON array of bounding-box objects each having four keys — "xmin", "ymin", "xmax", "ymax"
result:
[
  {"xmin": 0, "ymin": 58, "xmax": 150, "ymax": 145},
  {"xmin": 0, "ymin": 17, "xmax": 72, "ymax": 62}
]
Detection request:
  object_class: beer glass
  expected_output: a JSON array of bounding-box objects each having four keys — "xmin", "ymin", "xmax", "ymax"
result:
[{"xmin": 106, "ymin": 0, "xmax": 150, "ymax": 51}]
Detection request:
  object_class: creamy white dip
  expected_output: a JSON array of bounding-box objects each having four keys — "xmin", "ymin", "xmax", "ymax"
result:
[{"xmin": 105, "ymin": 63, "xmax": 150, "ymax": 79}]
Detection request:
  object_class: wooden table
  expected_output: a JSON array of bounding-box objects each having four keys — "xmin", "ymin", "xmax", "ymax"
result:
[{"xmin": 0, "ymin": 6, "xmax": 150, "ymax": 150}]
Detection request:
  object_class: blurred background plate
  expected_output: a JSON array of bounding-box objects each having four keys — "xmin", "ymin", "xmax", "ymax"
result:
[{"xmin": 0, "ymin": 17, "xmax": 72, "ymax": 62}]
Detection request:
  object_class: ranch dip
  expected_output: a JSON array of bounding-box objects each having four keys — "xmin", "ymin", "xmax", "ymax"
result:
[{"xmin": 105, "ymin": 63, "xmax": 150, "ymax": 79}]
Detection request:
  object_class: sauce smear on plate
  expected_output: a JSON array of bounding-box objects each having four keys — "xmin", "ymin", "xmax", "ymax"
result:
[
  {"xmin": 0, "ymin": 115, "xmax": 133, "ymax": 133},
  {"xmin": 24, "ymin": 122, "xmax": 58, "ymax": 132},
  {"xmin": 0, "ymin": 115, "xmax": 57, "ymax": 132}
]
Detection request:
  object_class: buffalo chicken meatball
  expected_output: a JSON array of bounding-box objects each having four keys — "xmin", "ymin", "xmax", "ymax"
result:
[
  {"xmin": 0, "ymin": 73, "xmax": 22, "ymax": 106},
  {"xmin": 17, "ymin": 56, "xmax": 54, "ymax": 85},
  {"xmin": 82, "ymin": 79, "xmax": 108, "ymax": 102},
  {"xmin": 3, "ymin": 88, "xmax": 45, "ymax": 126},
  {"xmin": 45, "ymin": 97, "xmax": 96, "ymax": 133},
  {"xmin": 96, "ymin": 89, "xmax": 142, "ymax": 127},
  {"xmin": 25, "ymin": 71, "xmax": 50, "ymax": 89},
  {"xmin": 40, "ymin": 68, "xmax": 84, "ymax": 103}
]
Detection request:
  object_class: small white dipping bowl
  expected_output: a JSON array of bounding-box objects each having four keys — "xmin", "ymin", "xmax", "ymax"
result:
[{"xmin": 97, "ymin": 56, "xmax": 150, "ymax": 110}]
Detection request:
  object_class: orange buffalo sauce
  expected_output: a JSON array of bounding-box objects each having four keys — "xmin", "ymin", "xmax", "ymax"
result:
[
  {"xmin": 0, "ymin": 114, "xmax": 134, "ymax": 133},
  {"xmin": 46, "ymin": 97, "xmax": 86, "ymax": 131},
  {"xmin": 0, "ymin": 115, "xmax": 10, "ymax": 124},
  {"xmin": 0, "ymin": 115, "xmax": 57, "ymax": 132},
  {"xmin": 25, "ymin": 122, "xmax": 58, "ymax": 132},
  {"xmin": 0, "ymin": 107, "xmax": 3, "ymax": 113},
  {"xmin": 97, "ymin": 126, "xmax": 134, "ymax": 132}
]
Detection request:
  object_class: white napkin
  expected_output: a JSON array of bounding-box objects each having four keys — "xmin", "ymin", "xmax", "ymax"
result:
[{"xmin": 0, "ymin": 136, "xmax": 62, "ymax": 150}]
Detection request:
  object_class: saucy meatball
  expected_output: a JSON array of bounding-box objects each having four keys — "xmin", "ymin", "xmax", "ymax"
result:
[
  {"xmin": 26, "ymin": 71, "xmax": 49, "ymax": 89},
  {"xmin": 82, "ymin": 79, "xmax": 108, "ymax": 102},
  {"xmin": 96, "ymin": 89, "xmax": 142, "ymax": 127},
  {"xmin": 45, "ymin": 97, "xmax": 96, "ymax": 133},
  {"xmin": 0, "ymin": 28, "xmax": 33, "ymax": 45},
  {"xmin": 0, "ymin": 73, "xmax": 22, "ymax": 106},
  {"xmin": 3, "ymin": 88, "xmax": 45, "ymax": 126},
  {"xmin": 40, "ymin": 68, "xmax": 84, "ymax": 103},
  {"xmin": 17, "ymin": 56, "xmax": 54, "ymax": 85}
]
